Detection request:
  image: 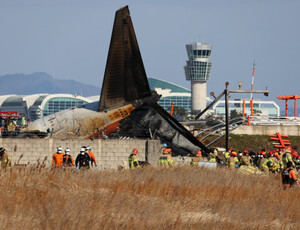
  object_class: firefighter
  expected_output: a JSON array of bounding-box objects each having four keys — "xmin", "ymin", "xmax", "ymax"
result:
[
  {"xmin": 241, "ymin": 149, "xmax": 252, "ymax": 166},
  {"xmin": 158, "ymin": 148, "xmax": 174, "ymax": 168},
  {"xmin": 0, "ymin": 147, "xmax": 11, "ymax": 169},
  {"xmin": 291, "ymin": 150, "xmax": 299, "ymax": 165},
  {"xmin": 295, "ymin": 156, "xmax": 300, "ymax": 171},
  {"xmin": 52, "ymin": 146, "xmax": 64, "ymax": 168},
  {"xmin": 75, "ymin": 147, "xmax": 91, "ymax": 170},
  {"xmin": 209, "ymin": 148, "xmax": 218, "ymax": 162},
  {"xmin": 86, "ymin": 146, "xmax": 98, "ymax": 168},
  {"xmin": 268, "ymin": 151, "xmax": 279, "ymax": 173},
  {"xmin": 190, "ymin": 150, "xmax": 204, "ymax": 166},
  {"xmin": 237, "ymin": 152, "xmax": 243, "ymax": 165},
  {"xmin": 63, "ymin": 148, "xmax": 75, "ymax": 169},
  {"xmin": 228, "ymin": 151, "xmax": 239, "ymax": 170},
  {"xmin": 282, "ymin": 148, "xmax": 295, "ymax": 168},
  {"xmin": 260, "ymin": 154, "xmax": 272, "ymax": 175},
  {"xmin": 128, "ymin": 148, "xmax": 140, "ymax": 170},
  {"xmin": 282, "ymin": 161, "xmax": 298, "ymax": 189}
]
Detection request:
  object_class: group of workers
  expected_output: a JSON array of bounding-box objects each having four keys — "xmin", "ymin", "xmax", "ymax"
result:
[
  {"xmin": 1, "ymin": 142, "xmax": 298, "ymax": 189},
  {"xmin": 52, "ymin": 145, "xmax": 98, "ymax": 170},
  {"xmin": 189, "ymin": 146, "xmax": 299, "ymax": 189},
  {"xmin": 128, "ymin": 144, "xmax": 175, "ymax": 170}
]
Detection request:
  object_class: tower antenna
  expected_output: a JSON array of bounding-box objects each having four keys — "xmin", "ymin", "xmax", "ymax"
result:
[{"xmin": 250, "ymin": 60, "xmax": 256, "ymax": 119}]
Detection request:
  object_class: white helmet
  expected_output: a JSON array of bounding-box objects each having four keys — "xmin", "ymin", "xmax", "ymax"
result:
[
  {"xmin": 80, "ymin": 148, "xmax": 85, "ymax": 152},
  {"xmin": 87, "ymin": 146, "xmax": 91, "ymax": 150},
  {"xmin": 57, "ymin": 146, "xmax": 62, "ymax": 153},
  {"xmin": 65, "ymin": 148, "xmax": 70, "ymax": 155}
]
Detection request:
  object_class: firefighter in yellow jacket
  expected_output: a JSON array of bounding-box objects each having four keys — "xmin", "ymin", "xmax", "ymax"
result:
[
  {"xmin": 0, "ymin": 147, "xmax": 11, "ymax": 169},
  {"xmin": 128, "ymin": 148, "xmax": 140, "ymax": 169},
  {"xmin": 190, "ymin": 150, "xmax": 204, "ymax": 166},
  {"xmin": 159, "ymin": 148, "xmax": 174, "ymax": 168},
  {"xmin": 228, "ymin": 151, "xmax": 239, "ymax": 170}
]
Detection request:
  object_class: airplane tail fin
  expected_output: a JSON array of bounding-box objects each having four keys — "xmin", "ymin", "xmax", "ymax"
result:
[{"xmin": 98, "ymin": 6, "xmax": 151, "ymax": 112}]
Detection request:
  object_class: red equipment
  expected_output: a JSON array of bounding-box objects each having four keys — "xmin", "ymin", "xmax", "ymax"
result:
[{"xmin": 277, "ymin": 95, "xmax": 300, "ymax": 118}]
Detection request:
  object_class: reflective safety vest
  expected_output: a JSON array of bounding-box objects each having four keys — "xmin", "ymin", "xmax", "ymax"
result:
[
  {"xmin": 209, "ymin": 152, "xmax": 217, "ymax": 162},
  {"xmin": 159, "ymin": 154, "xmax": 174, "ymax": 168},
  {"xmin": 261, "ymin": 159, "xmax": 271, "ymax": 170},
  {"xmin": 128, "ymin": 154, "xmax": 140, "ymax": 170},
  {"xmin": 282, "ymin": 153, "xmax": 295, "ymax": 167},
  {"xmin": 224, "ymin": 152, "xmax": 230, "ymax": 162},
  {"xmin": 228, "ymin": 157, "xmax": 238, "ymax": 169},
  {"xmin": 190, "ymin": 156, "xmax": 203, "ymax": 166}
]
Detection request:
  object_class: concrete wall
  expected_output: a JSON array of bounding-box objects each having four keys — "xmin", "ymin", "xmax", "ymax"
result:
[
  {"xmin": 0, "ymin": 138, "xmax": 162, "ymax": 169},
  {"xmin": 232, "ymin": 125, "xmax": 300, "ymax": 136}
]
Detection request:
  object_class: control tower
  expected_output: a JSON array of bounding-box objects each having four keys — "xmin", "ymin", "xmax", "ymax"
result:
[{"xmin": 184, "ymin": 42, "xmax": 212, "ymax": 112}]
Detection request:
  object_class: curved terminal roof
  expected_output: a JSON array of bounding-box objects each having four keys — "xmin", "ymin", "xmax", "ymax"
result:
[
  {"xmin": 2, "ymin": 96, "xmax": 24, "ymax": 107},
  {"xmin": 0, "ymin": 95, "xmax": 16, "ymax": 107},
  {"xmin": 39, "ymin": 94, "xmax": 92, "ymax": 109},
  {"xmin": 148, "ymin": 77, "xmax": 190, "ymax": 93}
]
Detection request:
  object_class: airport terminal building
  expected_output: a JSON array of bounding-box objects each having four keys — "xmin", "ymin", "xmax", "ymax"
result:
[
  {"xmin": 0, "ymin": 78, "xmax": 281, "ymax": 123},
  {"xmin": 148, "ymin": 77, "xmax": 192, "ymax": 114},
  {"xmin": 0, "ymin": 94, "xmax": 92, "ymax": 122}
]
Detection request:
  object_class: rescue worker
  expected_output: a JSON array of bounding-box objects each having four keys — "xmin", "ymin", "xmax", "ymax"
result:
[
  {"xmin": 75, "ymin": 147, "xmax": 91, "ymax": 170},
  {"xmin": 158, "ymin": 148, "xmax": 174, "ymax": 168},
  {"xmin": 274, "ymin": 151, "xmax": 283, "ymax": 172},
  {"xmin": 86, "ymin": 146, "xmax": 98, "ymax": 168},
  {"xmin": 237, "ymin": 152, "xmax": 243, "ymax": 165},
  {"xmin": 190, "ymin": 150, "xmax": 204, "ymax": 166},
  {"xmin": 228, "ymin": 151, "xmax": 239, "ymax": 170},
  {"xmin": 0, "ymin": 147, "xmax": 11, "ymax": 169},
  {"xmin": 223, "ymin": 149, "xmax": 231, "ymax": 163},
  {"xmin": 209, "ymin": 148, "xmax": 218, "ymax": 162},
  {"xmin": 268, "ymin": 151, "xmax": 279, "ymax": 173},
  {"xmin": 282, "ymin": 161, "xmax": 298, "ymax": 189},
  {"xmin": 260, "ymin": 154, "xmax": 272, "ymax": 175},
  {"xmin": 128, "ymin": 148, "xmax": 140, "ymax": 170},
  {"xmin": 282, "ymin": 148, "xmax": 295, "ymax": 168},
  {"xmin": 52, "ymin": 146, "xmax": 64, "ymax": 168},
  {"xmin": 291, "ymin": 150, "xmax": 299, "ymax": 165},
  {"xmin": 241, "ymin": 149, "xmax": 251, "ymax": 166},
  {"xmin": 63, "ymin": 148, "xmax": 75, "ymax": 169},
  {"xmin": 295, "ymin": 156, "xmax": 300, "ymax": 171}
]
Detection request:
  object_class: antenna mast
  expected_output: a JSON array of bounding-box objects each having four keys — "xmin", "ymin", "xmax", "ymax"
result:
[
  {"xmin": 250, "ymin": 60, "xmax": 256, "ymax": 100},
  {"xmin": 250, "ymin": 60, "xmax": 256, "ymax": 119}
]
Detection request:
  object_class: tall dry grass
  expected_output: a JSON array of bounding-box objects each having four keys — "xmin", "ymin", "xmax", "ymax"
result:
[{"xmin": 0, "ymin": 166, "xmax": 299, "ymax": 229}]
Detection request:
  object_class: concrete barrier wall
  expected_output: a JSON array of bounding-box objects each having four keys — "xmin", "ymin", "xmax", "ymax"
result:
[
  {"xmin": 232, "ymin": 125, "xmax": 300, "ymax": 136},
  {"xmin": 0, "ymin": 138, "xmax": 162, "ymax": 169}
]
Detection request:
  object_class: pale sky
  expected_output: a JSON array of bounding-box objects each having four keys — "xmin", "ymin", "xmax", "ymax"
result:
[{"xmin": 0, "ymin": 0, "xmax": 299, "ymax": 112}]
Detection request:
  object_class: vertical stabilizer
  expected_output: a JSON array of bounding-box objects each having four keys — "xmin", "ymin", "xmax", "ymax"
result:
[{"xmin": 98, "ymin": 6, "xmax": 151, "ymax": 111}]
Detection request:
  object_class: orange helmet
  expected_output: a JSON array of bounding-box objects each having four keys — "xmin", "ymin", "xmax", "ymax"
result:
[
  {"xmin": 231, "ymin": 151, "xmax": 237, "ymax": 157},
  {"xmin": 132, "ymin": 148, "xmax": 139, "ymax": 154},
  {"xmin": 167, "ymin": 148, "xmax": 172, "ymax": 154},
  {"xmin": 196, "ymin": 150, "xmax": 202, "ymax": 156},
  {"xmin": 163, "ymin": 148, "xmax": 168, "ymax": 154},
  {"xmin": 291, "ymin": 150, "xmax": 298, "ymax": 157}
]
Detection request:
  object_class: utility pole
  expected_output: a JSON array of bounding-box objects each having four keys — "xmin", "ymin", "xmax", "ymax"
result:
[{"xmin": 225, "ymin": 82, "xmax": 229, "ymax": 151}]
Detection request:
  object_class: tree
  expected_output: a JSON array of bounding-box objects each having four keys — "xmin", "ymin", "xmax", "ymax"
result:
[
  {"xmin": 170, "ymin": 106, "xmax": 187, "ymax": 121},
  {"xmin": 205, "ymin": 113, "xmax": 224, "ymax": 127},
  {"xmin": 230, "ymin": 109, "xmax": 243, "ymax": 119}
]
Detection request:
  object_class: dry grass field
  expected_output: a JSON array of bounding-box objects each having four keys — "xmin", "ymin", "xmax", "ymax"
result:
[{"xmin": 0, "ymin": 166, "xmax": 299, "ymax": 230}]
